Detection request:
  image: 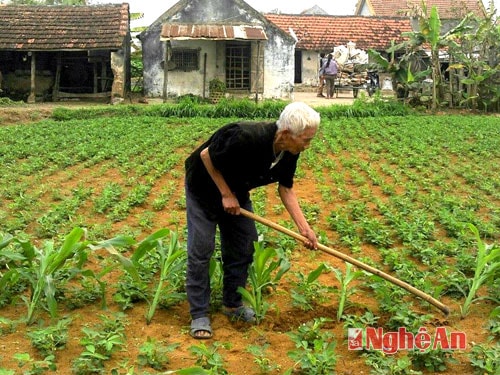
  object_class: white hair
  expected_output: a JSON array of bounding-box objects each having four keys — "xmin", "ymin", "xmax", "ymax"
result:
[{"xmin": 276, "ymin": 102, "xmax": 320, "ymax": 135}]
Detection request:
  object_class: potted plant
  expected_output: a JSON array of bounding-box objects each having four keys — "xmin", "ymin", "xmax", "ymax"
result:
[{"xmin": 209, "ymin": 77, "xmax": 226, "ymax": 103}]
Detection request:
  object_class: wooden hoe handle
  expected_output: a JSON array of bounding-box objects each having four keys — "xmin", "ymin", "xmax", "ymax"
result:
[{"xmin": 240, "ymin": 208, "xmax": 450, "ymax": 316}]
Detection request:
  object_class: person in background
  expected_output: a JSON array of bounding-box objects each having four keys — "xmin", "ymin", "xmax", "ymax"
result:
[
  {"xmin": 184, "ymin": 102, "xmax": 320, "ymax": 339},
  {"xmin": 322, "ymin": 53, "xmax": 339, "ymax": 99},
  {"xmin": 316, "ymin": 53, "xmax": 327, "ymax": 98}
]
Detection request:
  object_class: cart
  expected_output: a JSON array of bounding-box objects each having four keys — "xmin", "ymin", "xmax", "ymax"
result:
[{"xmin": 335, "ymin": 70, "xmax": 380, "ymax": 98}]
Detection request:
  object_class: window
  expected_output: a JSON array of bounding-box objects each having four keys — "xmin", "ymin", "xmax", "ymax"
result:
[
  {"xmin": 226, "ymin": 42, "xmax": 251, "ymax": 90},
  {"xmin": 170, "ymin": 48, "xmax": 199, "ymax": 71}
]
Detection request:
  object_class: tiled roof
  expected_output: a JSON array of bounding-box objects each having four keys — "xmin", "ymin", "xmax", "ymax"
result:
[
  {"xmin": 0, "ymin": 4, "xmax": 129, "ymax": 51},
  {"xmin": 356, "ymin": 0, "xmax": 486, "ymax": 19},
  {"xmin": 264, "ymin": 14, "xmax": 412, "ymax": 51}
]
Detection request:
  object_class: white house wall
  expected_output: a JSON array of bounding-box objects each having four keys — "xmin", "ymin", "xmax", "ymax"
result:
[
  {"xmin": 169, "ymin": 40, "xmax": 216, "ymax": 97},
  {"xmin": 262, "ymin": 30, "xmax": 295, "ymax": 99}
]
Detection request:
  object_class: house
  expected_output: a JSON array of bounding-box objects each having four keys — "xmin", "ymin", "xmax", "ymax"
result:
[
  {"xmin": 264, "ymin": 14, "xmax": 412, "ymax": 86},
  {"xmin": 0, "ymin": 4, "xmax": 130, "ymax": 103},
  {"xmin": 138, "ymin": 0, "xmax": 296, "ymax": 100},
  {"xmin": 354, "ymin": 0, "xmax": 486, "ymax": 19}
]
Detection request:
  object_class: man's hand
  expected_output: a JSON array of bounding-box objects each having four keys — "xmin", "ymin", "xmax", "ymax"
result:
[
  {"xmin": 301, "ymin": 228, "xmax": 318, "ymax": 250},
  {"xmin": 222, "ymin": 193, "xmax": 240, "ymax": 215}
]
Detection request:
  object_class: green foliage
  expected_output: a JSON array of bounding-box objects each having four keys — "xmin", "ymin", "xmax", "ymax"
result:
[
  {"xmin": 410, "ymin": 348, "xmax": 458, "ymax": 372},
  {"xmin": 137, "ymin": 337, "xmax": 178, "ymax": 370},
  {"xmin": 363, "ymin": 351, "xmax": 422, "ymax": 375},
  {"xmin": 290, "ymin": 263, "xmax": 333, "ymax": 311},
  {"xmin": 246, "ymin": 344, "xmax": 281, "ymax": 373},
  {"xmin": 286, "ymin": 318, "xmax": 337, "ymax": 375},
  {"xmin": 12, "ymin": 352, "xmax": 56, "ymax": 374},
  {"xmin": 459, "ymin": 224, "xmax": 500, "ymax": 317},
  {"xmin": 332, "ymin": 263, "xmax": 363, "ymax": 321},
  {"xmin": 188, "ymin": 342, "xmax": 229, "ymax": 375},
  {"xmin": 27, "ymin": 318, "xmax": 71, "ymax": 359},
  {"xmin": 469, "ymin": 339, "xmax": 500, "ymax": 375},
  {"xmin": 72, "ymin": 313, "xmax": 127, "ymax": 375},
  {"xmin": 238, "ymin": 241, "xmax": 290, "ymax": 324},
  {"xmin": 208, "ymin": 78, "xmax": 227, "ymax": 93},
  {"xmin": 49, "ymin": 96, "xmax": 411, "ymax": 122}
]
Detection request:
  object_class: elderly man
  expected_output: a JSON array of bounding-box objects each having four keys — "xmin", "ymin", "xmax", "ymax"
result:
[{"xmin": 184, "ymin": 101, "xmax": 320, "ymax": 339}]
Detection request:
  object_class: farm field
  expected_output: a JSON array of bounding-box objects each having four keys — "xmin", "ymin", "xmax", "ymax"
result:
[{"xmin": 0, "ymin": 104, "xmax": 499, "ymax": 375}]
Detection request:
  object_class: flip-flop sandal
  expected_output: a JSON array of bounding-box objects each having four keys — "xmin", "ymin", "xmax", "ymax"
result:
[
  {"xmin": 190, "ymin": 317, "xmax": 213, "ymax": 339},
  {"xmin": 223, "ymin": 306, "xmax": 256, "ymax": 323}
]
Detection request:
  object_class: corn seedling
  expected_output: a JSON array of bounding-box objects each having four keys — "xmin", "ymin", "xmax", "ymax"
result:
[
  {"xmin": 238, "ymin": 241, "xmax": 290, "ymax": 324},
  {"xmin": 459, "ymin": 224, "xmax": 499, "ymax": 318},
  {"xmin": 20, "ymin": 227, "xmax": 90, "ymax": 324},
  {"xmin": 333, "ymin": 262, "xmax": 363, "ymax": 322}
]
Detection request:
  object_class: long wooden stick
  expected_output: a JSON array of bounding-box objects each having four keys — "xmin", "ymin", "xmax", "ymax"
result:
[{"xmin": 240, "ymin": 208, "xmax": 450, "ymax": 316}]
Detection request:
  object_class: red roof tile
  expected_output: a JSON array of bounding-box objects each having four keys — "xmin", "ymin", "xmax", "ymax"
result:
[
  {"xmin": 264, "ymin": 14, "xmax": 412, "ymax": 51},
  {"xmin": 0, "ymin": 4, "xmax": 129, "ymax": 51},
  {"xmin": 356, "ymin": 0, "xmax": 486, "ymax": 18}
]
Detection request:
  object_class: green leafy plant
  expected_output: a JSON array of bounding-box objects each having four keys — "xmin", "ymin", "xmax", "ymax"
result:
[
  {"xmin": 238, "ymin": 241, "xmax": 290, "ymax": 324},
  {"xmin": 459, "ymin": 224, "xmax": 499, "ymax": 318},
  {"xmin": 13, "ymin": 353, "xmax": 56, "ymax": 375},
  {"xmin": 246, "ymin": 343, "xmax": 281, "ymax": 373},
  {"xmin": 72, "ymin": 313, "xmax": 127, "ymax": 375},
  {"xmin": 290, "ymin": 263, "xmax": 333, "ymax": 311},
  {"xmin": 208, "ymin": 78, "xmax": 226, "ymax": 93},
  {"xmin": 132, "ymin": 229, "xmax": 185, "ymax": 324},
  {"xmin": 19, "ymin": 227, "xmax": 90, "ymax": 324},
  {"xmin": 332, "ymin": 262, "xmax": 363, "ymax": 321},
  {"xmin": 410, "ymin": 348, "xmax": 458, "ymax": 372},
  {"xmin": 188, "ymin": 342, "xmax": 229, "ymax": 375},
  {"xmin": 363, "ymin": 351, "xmax": 422, "ymax": 375},
  {"xmin": 137, "ymin": 337, "xmax": 178, "ymax": 370},
  {"xmin": 27, "ymin": 318, "xmax": 71, "ymax": 359},
  {"xmin": 286, "ymin": 318, "xmax": 337, "ymax": 375},
  {"xmin": 469, "ymin": 339, "xmax": 499, "ymax": 375}
]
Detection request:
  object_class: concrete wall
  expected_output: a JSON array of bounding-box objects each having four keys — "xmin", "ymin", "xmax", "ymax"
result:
[{"xmin": 262, "ymin": 30, "xmax": 295, "ymax": 99}]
